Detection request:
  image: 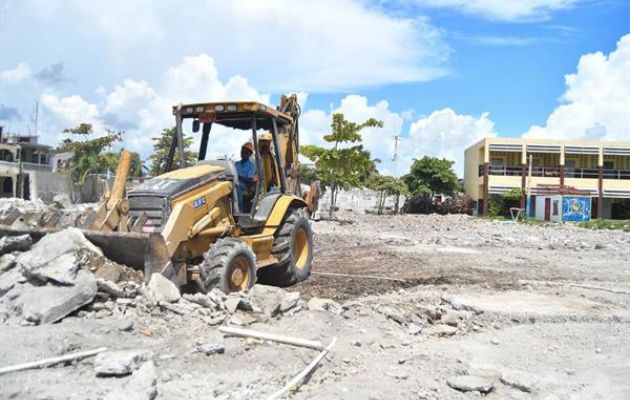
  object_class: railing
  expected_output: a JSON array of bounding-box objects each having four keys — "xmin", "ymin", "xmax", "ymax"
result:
[
  {"xmin": 478, "ymin": 165, "xmax": 523, "ymax": 176},
  {"xmin": 531, "ymin": 166, "xmax": 560, "ymax": 177},
  {"xmin": 565, "ymin": 168, "xmax": 599, "ymax": 179},
  {"xmin": 602, "ymin": 169, "xmax": 630, "ymax": 180},
  {"xmin": 478, "ymin": 164, "xmax": 630, "ymax": 180}
]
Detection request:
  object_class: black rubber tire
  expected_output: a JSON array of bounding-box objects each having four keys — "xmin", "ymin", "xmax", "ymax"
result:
[
  {"xmin": 198, "ymin": 238, "xmax": 257, "ymax": 293},
  {"xmin": 257, "ymin": 208, "xmax": 314, "ymax": 287}
]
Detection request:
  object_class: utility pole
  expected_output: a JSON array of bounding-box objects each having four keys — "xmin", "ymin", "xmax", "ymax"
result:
[
  {"xmin": 391, "ymin": 135, "xmax": 399, "ymax": 177},
  {"xmin": 34, "ymin": 101, "xmax": 39, "ymax": 136},
  {"xmin": 525, "ymin": 154, "xmax": 533, "ymax": 219}
]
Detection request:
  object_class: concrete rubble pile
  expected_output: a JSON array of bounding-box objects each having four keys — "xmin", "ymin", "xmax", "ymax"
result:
[
  {"xmin": 0, "ymin": 197, "xmax": 96, "ymax": 229},
  {"xmin": 0, "ymin": 227, "xmax": 143, "ymax": 325},
  {"xmin": 0, "ymin": 226, "xmax": 307, "ymax": 328}
]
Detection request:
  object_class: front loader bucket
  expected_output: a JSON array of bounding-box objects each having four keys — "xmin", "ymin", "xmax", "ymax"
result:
[{"xmin": 0, "ymin": 225, "xmax": 171, "ymax": 282}]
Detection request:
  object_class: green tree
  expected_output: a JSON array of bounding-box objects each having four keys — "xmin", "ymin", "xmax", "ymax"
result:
[
  {"xmin": 366, "ymin": 174, "xmax": 409, "ymax": 215},
  {"xmin": 403, "ymin": 156, "xmax": 458, "ymax": 197},
  {"xmin": 148, "ymin": 127, "xmax": 196, "ymax": 176},
  {"xmin": 301, "ymin": 113, "xmax": 383, "ymax": 219},
  {"xmin": 58, "ymin": 123, "xmax": 123, "ymax": 182}
]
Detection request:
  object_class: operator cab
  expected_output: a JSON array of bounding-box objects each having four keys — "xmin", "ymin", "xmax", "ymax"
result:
[{"xmin": 167, "ymin": 101, "xmax": 295, "ymax": 228}]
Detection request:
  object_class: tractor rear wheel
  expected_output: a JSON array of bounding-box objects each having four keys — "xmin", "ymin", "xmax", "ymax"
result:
[
  {"xmin": 198, "ymin": 238, "xmax": 257, "ymax": 293},
  {"xmin": 257, "ymin": 208, "xmax": 313, "ymax": 287}
]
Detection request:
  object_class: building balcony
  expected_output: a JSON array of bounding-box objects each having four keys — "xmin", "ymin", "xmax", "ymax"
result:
[{"xmin": 478, "ymin": 164, "xmax": 630, "ymax": 180}]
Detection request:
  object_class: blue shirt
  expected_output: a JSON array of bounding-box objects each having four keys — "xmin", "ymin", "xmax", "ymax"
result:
[{"xmin": 235, "ymin": 158, "xmax": 255, "ymax": 191}]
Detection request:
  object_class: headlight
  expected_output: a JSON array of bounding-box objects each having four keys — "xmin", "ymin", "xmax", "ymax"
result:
[
  {"xmin": 214, "ymin": 105, "xmax": 225, "ymax": 111},
  {"xmin": 226, "ymin": 104, "xmax": 237, "ymax": 111}
]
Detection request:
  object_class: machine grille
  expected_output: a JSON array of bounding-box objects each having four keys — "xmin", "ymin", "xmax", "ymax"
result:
[{"xmin": 128, "ymin": 195, "xmax": 168, "ymax": 233}]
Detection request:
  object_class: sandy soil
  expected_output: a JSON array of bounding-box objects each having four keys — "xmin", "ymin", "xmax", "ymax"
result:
[{"xmin": 1, "ymin": 212, "xmax": 629, "ymax": 399}]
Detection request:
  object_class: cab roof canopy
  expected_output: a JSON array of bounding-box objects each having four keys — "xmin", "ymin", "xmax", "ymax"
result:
[{"xmin": 173, "ymin": 101, "xmax": 293, "ymax": 131}]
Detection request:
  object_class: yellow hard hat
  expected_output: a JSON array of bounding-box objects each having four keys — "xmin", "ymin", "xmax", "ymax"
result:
[
  {"xmin": 259, "ymin": 132, "xmax": 273, "ymax": 142},
  {"xmin": 242, "ymin": 142, "xmax": 254, "ymax": 152}
]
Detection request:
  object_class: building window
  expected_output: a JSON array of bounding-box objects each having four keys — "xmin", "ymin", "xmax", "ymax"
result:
[
  {"xmin": 603, "ymin": 160, "xmax": 615, "ymax": 170},
  {"xmin": 490, "ymin": 157, "xmax": 504, "ymax": 167},
  {"xmin": 0, "ymin": 149, "xmax": 13, "ymax": 162}
]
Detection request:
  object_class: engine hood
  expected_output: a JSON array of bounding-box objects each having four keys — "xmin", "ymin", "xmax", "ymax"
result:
[{"xmin": 130, "ymin": 164, "xmax": 225, "ymax": 198}]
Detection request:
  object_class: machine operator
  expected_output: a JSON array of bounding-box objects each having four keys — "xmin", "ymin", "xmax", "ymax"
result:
[{"xmin": 235, "ymin": 142, "xmax": 257, "ymax": 212}]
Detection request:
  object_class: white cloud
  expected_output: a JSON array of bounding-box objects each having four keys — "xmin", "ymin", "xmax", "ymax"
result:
[
  {"xmin": 404, "ymin": 108, "xmax": 497, "ymax": 176},
  {"xmin": 40, "ymin": 93, "xmax": 100, "ymax": 127},
  {"xmin": 20, "ymin": 0, "xmax": 449, "ymax": 92},
  {"xmin": 0, "ymin": 62, "xmax": 32, "ymax": 84},
  {"xmin": 470, "ymin": 36, "xmax": 539, "ymax": 46},
  {"xmin": 524, "ymin": 33, "xmax": 630, "ymax": 141},
  {"xmin": 39, "ymin": 54, "xmax": 268, "ymax": 160},
  {"xmin": 302, "ymin": 96, "xmax": 496, "ymax": 177},
  {"xmin": 413, "ymin": 0, "xmax": 580, "ymax": 21},
  {"xmin": 300, "ymin": 95, "xmax": 405, "ymax": 175}
]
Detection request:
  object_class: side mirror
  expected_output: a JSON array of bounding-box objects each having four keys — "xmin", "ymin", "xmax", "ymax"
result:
[{"xmin": 192, "ymin": 120, "xmax": 200, "ymax": 133}]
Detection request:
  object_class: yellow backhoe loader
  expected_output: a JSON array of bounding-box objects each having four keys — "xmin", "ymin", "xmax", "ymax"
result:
[{"xmin": 0, "ymin": 94, "xmax": 318, "ymax": 293}]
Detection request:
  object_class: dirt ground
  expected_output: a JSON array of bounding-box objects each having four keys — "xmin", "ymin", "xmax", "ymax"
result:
[{"xmin": 1, "ymin": 212, "xmax": 629, "ymax": 399}]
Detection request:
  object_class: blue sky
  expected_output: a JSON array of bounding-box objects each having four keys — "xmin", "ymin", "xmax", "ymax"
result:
[{"xmin": 0, "ymin": 0, "xmax": 628, "ymax": 176}]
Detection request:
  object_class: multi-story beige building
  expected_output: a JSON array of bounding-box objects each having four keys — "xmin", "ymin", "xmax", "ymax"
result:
[{"xmin": 464, "ymin": 137, "xmax": 630, "ymax": 219}]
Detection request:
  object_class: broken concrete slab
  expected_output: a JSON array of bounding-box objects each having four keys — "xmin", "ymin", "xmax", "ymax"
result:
[
  {"xmin": 183, "ymin": 292, "xmax": 217, "ymax": 309},
  {"xmin": 407, "ymin": 323, "xmax": 423, "ymax": 335},
  {"xmin": 466, "ymin": 363, "xmax": 503, "ymax": 380},
  {"xmin": 0, "ymin": 253, "xmax": 17, "ymax": 273},
  {"xmin": 225, "ymin": 296, "xmax": 253, "ymax": 314},
  {"xmin": 249, "ymin": 284, "xmax": 287, "ymax": 317},
  {"xmin": 103, "ymin": 361, "xmax": 158, "ymax": 400},
  {"xmin": 229, "ymin": 312, "xmax": 257, "ymax": 326},
  {"xmin": 433, "ymin": 325, "xmax": 458, "ymax": 337},
  {"xmin": 279, "ymin": 291, "xmax": 300, "ymax": 313},
  {"xmin": 97, "ymin": 279, "xmax": 126, "ymax": 298},
  {"xmin": 0, "ymin": 267, "xmax": 25, "ymax": 297},
  {"xmin": 23, "ymin": 251, "xmax": 84, "ymax": 285},
  {"xmin": 94, "ymin": 349, "xmax": 152, "ymax": 377},
  {"xmin": 19, "ymin": 270, "xmax": 98, "ymax": 324},
  {"xmin": 380, "ymin": 306, "xmax": 406, "ymax": 325},
  {"xmin": 93, "ymin": 261, "xmax": 123, "ymax": 283},
  {"xmin": 18, "ymin": 228, "xmax": 102, "ymax": 285},
  {"xmin": 194, "ymin": 342, "xmax": 225, "ymax": 356},
  {"xmin": 52, "ymin": 194, "xmax": 72, "ymax": 209},
  {"xmin": 447, "ymin": 375, "xmax": 494, "ymax": 393},
  {"xmin": 0, "ymin": 234, "xmax": 32, "ymax": 256},
  {"xmin": 0, "ymin": 205, "xmax": 21, "ymax": 225},
  {"xmin": 147, "ymin": 274, "xmax": 180, "ymax": 303},
  {"xmin": 500, "ymin": 369, "xmax": 538, "ymax": 393}
]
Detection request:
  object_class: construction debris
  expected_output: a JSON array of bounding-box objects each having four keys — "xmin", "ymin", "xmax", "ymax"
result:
[
  {"xmin": 266, "ymin": 337, "xmax": 337, "ymax": 400},
  {"xmin": 1, "ymin": 202, "xmax": 629, "ymax": 399},
  {"xmin": 219, "ymin": 326, "xmax": 325, "ymax": 350},
  {"xmin": 94, "ymin": 349, "xmax": 152, "ymax": 377},
  {"xmin": 0, "ymin": 347, "xmax": 108, "ymax": 376}
]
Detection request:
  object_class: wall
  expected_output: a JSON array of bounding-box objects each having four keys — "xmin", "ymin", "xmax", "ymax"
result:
[
  {"xmin": 464, "ymin": 142, "xmax": 482, "ymax": 200},
  {"xmin": 28, "ymin": 169, "xmax": 74, "ymax": 202},
  {"xmin": 534, "ymin": 195, "xmax": 562, "ymax": 222}
]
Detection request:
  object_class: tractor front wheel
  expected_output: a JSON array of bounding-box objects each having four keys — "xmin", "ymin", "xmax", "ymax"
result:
[{"xmin": 198, "ymin": 238, "xmax": 257, "ymax": 293}]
